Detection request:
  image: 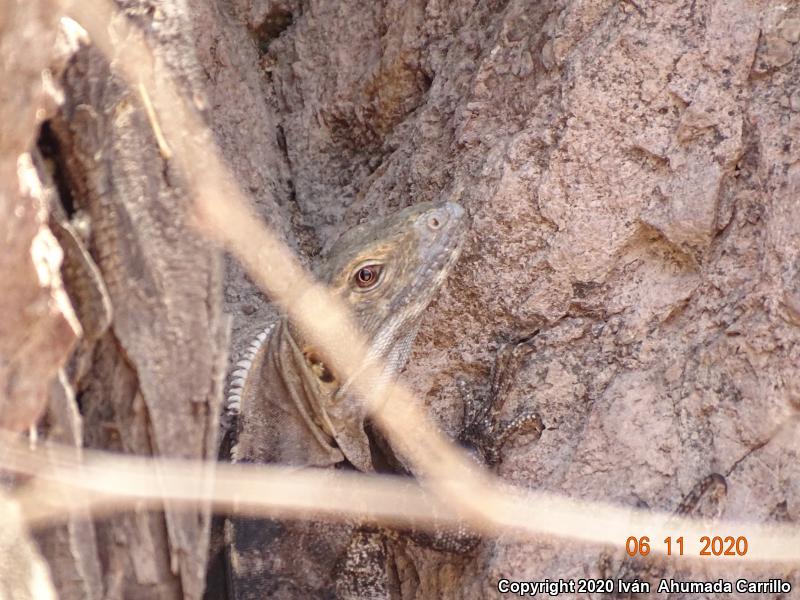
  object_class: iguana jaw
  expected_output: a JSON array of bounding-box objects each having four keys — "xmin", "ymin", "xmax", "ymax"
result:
[{"xmin": 229, "ymin": 202, "xmax": 468, "ymax": 474}]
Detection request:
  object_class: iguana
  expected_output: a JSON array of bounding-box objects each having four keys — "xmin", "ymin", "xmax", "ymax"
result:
[{"xmin": 219, "ymin": 201, "xmax": 542, "ymax": 599}]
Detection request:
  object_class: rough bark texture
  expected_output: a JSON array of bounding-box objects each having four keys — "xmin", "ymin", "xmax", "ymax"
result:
[
  {"xmin": 28, "ymin": 5, "xmax": 231, "ymax": 599},
  {"xmin": 0, "ymin": 2, "xmax": 79, "ymax": 597},
  {"xmin": 3, "ymin": 0, "xmax": 800, "ymax": 598},
  {"xmin": 0, "ymin": 0, "xmax": 78, "ymax": 431},
  {"xmin": 224, "ymin": 0, "xmax": 800, "ymax": 596},
  {"xmin": 44, "ymin": 43, "xmax": 228, "ymax": 600}
]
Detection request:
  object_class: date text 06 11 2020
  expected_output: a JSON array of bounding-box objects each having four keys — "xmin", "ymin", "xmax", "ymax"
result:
[{"xmin": 625, "ymin": 535, "xmax": 747, "ymax": 557}]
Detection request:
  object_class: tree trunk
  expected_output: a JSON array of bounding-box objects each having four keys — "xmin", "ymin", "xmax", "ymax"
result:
[{"xmin": 3, "ymin": 0, "xmax": 799, "ymax": 598}]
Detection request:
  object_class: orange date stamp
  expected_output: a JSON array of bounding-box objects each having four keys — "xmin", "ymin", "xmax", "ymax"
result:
[{"xmin": 625, "ymin": 535, "xmax": 748, "ymax": 557}]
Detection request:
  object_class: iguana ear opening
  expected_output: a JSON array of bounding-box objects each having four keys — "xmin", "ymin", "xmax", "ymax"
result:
[{"xmin": 302, "ymin": 348, "xmax": 336, "ymax": 384}]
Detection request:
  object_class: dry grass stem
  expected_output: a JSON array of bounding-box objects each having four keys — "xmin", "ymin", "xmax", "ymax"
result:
[{"xmin": 19, "ymin": 0, "xmax": 791, "ymax": 568}]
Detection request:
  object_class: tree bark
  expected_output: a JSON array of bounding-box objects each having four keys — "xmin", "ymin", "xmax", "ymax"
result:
[
  {"xmin": 3, "ymin": 0, "xmax": 799, "ymax": 599},
  {"xmin": 42, "ymin": 35, "xmax": 228, "ymax": 600},
  {"xmin": 233, "ymin": 1, "xmax": 800, "ymax": 595}
]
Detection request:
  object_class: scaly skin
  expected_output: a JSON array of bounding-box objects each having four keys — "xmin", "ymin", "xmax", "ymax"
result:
[{"xmin": 224, "ymin": 202, "xmax": 467, "ymax": 599}]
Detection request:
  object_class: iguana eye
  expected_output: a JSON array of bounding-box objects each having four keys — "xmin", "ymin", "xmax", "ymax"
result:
[{"xmin": 353, "ymin": 264, "xmax": 383, "ymax": 289}]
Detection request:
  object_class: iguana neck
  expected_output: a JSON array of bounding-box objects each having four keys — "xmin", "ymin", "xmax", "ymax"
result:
[{"xmin": 232, "ymin": 319, "xmax": 345, "ymax": 468}]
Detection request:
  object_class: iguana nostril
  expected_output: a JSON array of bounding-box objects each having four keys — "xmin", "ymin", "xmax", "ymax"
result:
[{"xmin": 427, "ymin": 214, "xmax": 443, "ymax": 230}]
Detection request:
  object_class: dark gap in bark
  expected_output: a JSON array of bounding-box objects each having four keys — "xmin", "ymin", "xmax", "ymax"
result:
[
  {"xmin": 252, "ymin": 7, "xmax": 294, "ymax": 56},
  {"xmin": 37, "ymin": 120, "xmax": 77, "ymax": 218}
]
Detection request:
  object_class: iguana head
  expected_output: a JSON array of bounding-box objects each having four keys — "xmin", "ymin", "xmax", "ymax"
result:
[{"xmin": 301, "ymin": 201, "xmax": 467, "ymax": 471}]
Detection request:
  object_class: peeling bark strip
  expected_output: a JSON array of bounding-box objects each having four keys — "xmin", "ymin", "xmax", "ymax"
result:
[
  {"xmin": 0, "ymin": 1, "xmax": 91, "ymax": 596},
  {"xmin": 0, "ymin": 0, "xmax": 78, "ymax": 433},
  {"xmin": 40, "ymin": 24, "xmax": 227, "ymax": 600}
]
